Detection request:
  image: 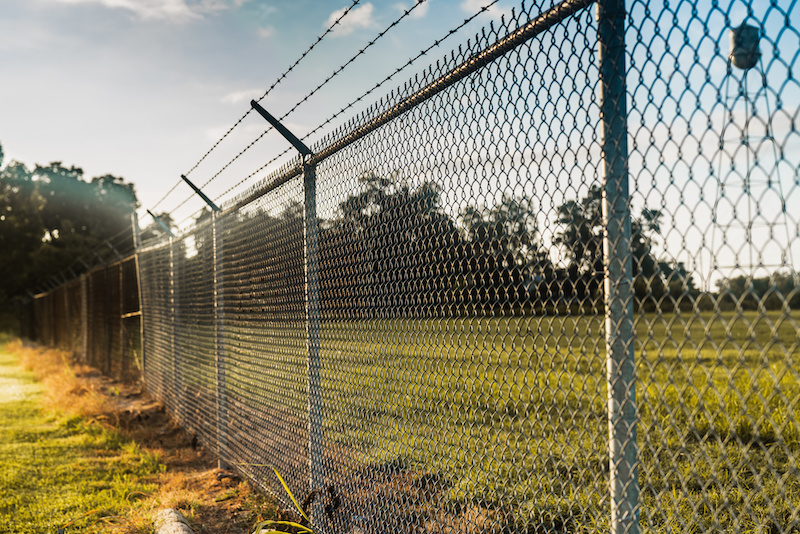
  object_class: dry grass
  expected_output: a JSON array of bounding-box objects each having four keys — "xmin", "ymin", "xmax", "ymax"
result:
[
  {"xmin": 5, "ymin": 338, "xmax": 279, "ymax": 534},
  {"xmin": 11, "ymin": 339, "xmax": 114, "ymax": 419}
]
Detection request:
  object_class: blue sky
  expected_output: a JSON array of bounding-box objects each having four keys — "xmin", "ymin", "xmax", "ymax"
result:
[
  {"xmin": 0, "ymin": 0, "xmax": 513, "ymax": 214},
  {"xmin": 2, "ymin": 0, "xmax": 798, "ymax": 285}
]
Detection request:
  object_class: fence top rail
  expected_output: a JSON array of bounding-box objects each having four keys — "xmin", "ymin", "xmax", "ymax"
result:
[
  {"xmin": 138, "ymin": 207, "xmax": 217, "ymax": 254},
  {"xmin": 311, "ymin": 0, "xmax": 595, "ymax": 164},
  {"xmin": 87, "ymin": 253, "xmax": 137, "ymax": 275}
]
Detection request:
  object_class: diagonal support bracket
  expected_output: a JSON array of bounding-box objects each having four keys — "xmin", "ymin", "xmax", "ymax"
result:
[
  {"xmin": 147, "ymin": 209, "xmax": 175, "ymax": 238},
  {"xmin": 105, "ymin": 239, "xmax": 123, "ymax": 261},
  {"xmin": 251, "ymin": 100, "xmax": 312, "ymax": 157},
  {"xmin": 181, "ymin": 174, "xmax": 220, "ymax": 212}
]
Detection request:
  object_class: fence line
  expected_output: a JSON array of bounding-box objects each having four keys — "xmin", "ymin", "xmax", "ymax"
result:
[
  {"xmin": 27, "ymin": 0, "xmax": 800, "ymax": 532},
  {"xmin": 31, "ymin": 256, "xmax": 141, "ymax": 384}
]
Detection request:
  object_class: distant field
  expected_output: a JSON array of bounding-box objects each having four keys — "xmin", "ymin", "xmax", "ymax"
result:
[
  {"xmin": 165, "ymin": 310, "xmax": 800, "ymax": 530},
  {"xmin": 313, "ymin": 310, "xmax": 800, "ymax": 532}
]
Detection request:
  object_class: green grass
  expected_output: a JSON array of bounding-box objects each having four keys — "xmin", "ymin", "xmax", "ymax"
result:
[
  {"xmin": 312, "ymin": 310, "xmax": 800, "ymax": 532},
  {"xmin": 0, "ymin": 344, "xmax": 163, "ymax": 533},
  {"xmin": 156, "ymin": 311, "xmax": 800, "ymax": 531}
]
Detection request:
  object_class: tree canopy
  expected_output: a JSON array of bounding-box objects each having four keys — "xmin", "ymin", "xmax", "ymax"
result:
[
  {"xmin": 316, "ymin": 176, "xmax": 674, "ymax": 314},
  {"xmin": 0, "ymin": 144, "xmax": 139, "ymax": 302}
]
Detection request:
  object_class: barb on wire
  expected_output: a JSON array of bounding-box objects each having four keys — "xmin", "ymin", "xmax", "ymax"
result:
[
  {"xmin": 275, "ymin": 0, "xmax": 431, "ymax": 129},
  {"xmin": 150, "ymin": 180, "xmax": 183, "ymax": 212},
  {"xmin": 300, "ymin": 0, "xmax": 503, "ymax": 152},
  {"xmin": 176, "ymin": 145, "xmax": 295, "ymax": 230},
  {"xmin": 210, "ymin": 147, "xmax": 295, "ymax": 211},
  {"xmin": 182, "ymin": 0, "xmax": 363, "ymax": 178},
  {"xmin": 201, "ymin": 0, "xmax": 502, "ymax": 210}
]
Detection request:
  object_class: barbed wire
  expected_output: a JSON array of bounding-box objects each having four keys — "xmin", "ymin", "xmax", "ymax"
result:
[
  {"xmin": 172, "ymin": 145, "xmax": 296, "ymax": 231},
  {"xmin": 272, "ymin": 0, "xmax": 432, "ymax": 133},
  {"xmin": 30, "ymin": 0, "xmax": 558, "ymax": 291},
  {"xmin": 163, "ymin": 0, "xmax": 431, "ymax": 217},
  {"xmin": 211, "ymin": 148, "xmax": 295, "ymax": 210},
  {"xmin": 173, "ymin": 0, "xmax": 512, "ymax": 222},
  {"xmin": 298, "ymin": 0, "xmax": 504, "ymax": 158},
  {"xmin": 185, "ymin": 0, "xmax": 503, "ymax": 213},
  {"xmin": 148, "ymin": 0, "xmax": 363, "ymax": 212}
]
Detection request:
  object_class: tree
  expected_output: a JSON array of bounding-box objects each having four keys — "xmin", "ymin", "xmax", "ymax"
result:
[
  {"xmin": 323, "ymin": 173, "xmax": 462, "ymax": 316},
  {"xmin": 0, "ymin": 144, "xmax": 140, "ymax": 302},
  {"xmin": 716, "ymin": 272, "xmax": 800, "ymax": 311},
  {"xmin": 460, "ymin": 195, "xmax": 553, "ymax": 310},
  {"xmin": 658, "ymin": 260, "xmax": 699, "ymax": 310},
  {"xmin": 30, "ymin": 164, "xmax": 138, "ymax": 285},
  {"xmin": 32, "ymin": 164, "xmax": 137, "ymax": 246},
  {"xmin": 554, "ymin": 185, "xmax": 670, "ymax": 310},
  {"xmin": 0, "ymin": 161, "xmax": 43, "ymax": 301},
  {"xmin": 554, "ymin": 185, "xmax": 604, "ymax": 304},
  {"xmin": 90, "ymin": 174, "xmax": 138, "ymax": 242}
]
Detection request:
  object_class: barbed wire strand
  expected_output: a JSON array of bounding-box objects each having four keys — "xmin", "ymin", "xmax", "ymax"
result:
[
  {"xmin": 194, "ymin": 0, "xmax": 502, "ymax": 211},
  {"xmin": 174, "ymin": 146, "xmax": 295, "ymax": 228},
  {"xmin": 175, "ymin": 205, "xmax": 215, "ymax": 230},
  {"xmin": 148, "ymin": 0, "xmax": 363, "ymax": 212},
  {"xmin": 298, "ymin": 0, "xmax": 503, "ymax": 156},
  {"xmin": 50, "ymin": 1, "xmax": 530, "ymax": 282},
  {"xmin": 165, "ymin": 0, "xmax": 433, "ymax": 216}
]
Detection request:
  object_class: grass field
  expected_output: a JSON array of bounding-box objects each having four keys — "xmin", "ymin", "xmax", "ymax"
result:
[
  {"xmin": 0, "ymin": 339, "xmax": 162, "ymax": 533},
  {"xmin": 310, "ymin": 310, "xmax": 800, "ymax": 532},
  {"xmin": 146, "ymin": 309, "xmax": 800, "ymax": 531},
  {"xmin": 0, "ymin": 337, "xmax": 284, "ymax": 534}
]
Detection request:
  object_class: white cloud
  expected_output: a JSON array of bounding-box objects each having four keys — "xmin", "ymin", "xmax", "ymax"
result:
[
  {"xmin": 257, "ymin": 26, "xmax": 274, "ymax": 39},
  {"xmin": 221, "ymin": 88, "xmax": 263, "ymax": 104},
  {"xmin": 324, "ymin": 3, "xmax": 377, "ymax": 37},
  {"xmin": 393, "ymin": 0, "xmax": 430, "ymax": 19},
  {"xmin": 46, "ymin": 0, "xmax": 247, "ymax": 21},
  {"xmin": 460, "ymin": 0, "xmax": 510, "ymax": 19}
]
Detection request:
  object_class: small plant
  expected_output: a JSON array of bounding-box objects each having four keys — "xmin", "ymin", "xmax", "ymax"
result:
[{"xmin": 251, "ymin": 468, "xmax": 314, "ymax": 534}]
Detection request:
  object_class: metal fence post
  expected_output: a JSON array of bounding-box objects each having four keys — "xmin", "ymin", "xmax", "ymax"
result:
[
  {"xmin": 169, "ymin": 236, "xmax": 182, "ymax": 422},
  {"xmin": 212, "ymin": 211, "xmax": 228, "ymax": 469},
  {"xmin": 62, "ymin": 280, "xmax": 70, "ymax": 350},
  {"xmin": 132, "ymin": 212, "xmax": 146, "ymax": 382},
  {"xmin": 598, "ymin": 0, "xmax": 639, "ymax": 532},
  {"xmin": 105, "ymin": 266, "xmax": 113, "ymax": 375},
  {"xmin": 119, "ymin": 261, "xmax": 125, "ymax": 377},
  {"xmin": 304, "ymin": 161, "xmax": 324, "ymax": 528},
  {"xmin": 80, "ymin": 275, "xmax": 88, "ymax": 362}
]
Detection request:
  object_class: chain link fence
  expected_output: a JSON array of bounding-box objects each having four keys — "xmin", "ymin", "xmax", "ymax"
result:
[
  {"xmin": 30, "ymin": 257, "xmax": 142, "ymax": 384},
  {"xmin": 27, "ymin": 0, "xmax": 800, "ymax": 532}
]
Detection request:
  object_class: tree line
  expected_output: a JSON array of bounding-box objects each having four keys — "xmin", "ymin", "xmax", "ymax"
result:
[
  {"xmin": 4, "ymin": 145, "xmax": 795, "ymax": 316},
  {"xmin": 0, "ymin": 143, "xmax": 138, "ymax": 303},
  {"xmin": 175, "ymin": 173, "xmax": 708, "ymax": 317}
]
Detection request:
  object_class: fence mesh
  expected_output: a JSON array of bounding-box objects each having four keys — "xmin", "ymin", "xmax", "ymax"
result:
[
  {"xmin": 30, "ymin": 258, "xmax": 141, "ymax": 384},
  {"xmin": 28, "ymin": 0, "xmax": 800, "ymax": 532}
]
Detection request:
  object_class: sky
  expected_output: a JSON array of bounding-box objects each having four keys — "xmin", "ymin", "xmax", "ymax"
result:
[
  {"xmin": 2, "ymin": 0, "xmax": 798, "ymax": 287},
  {"xmin": 0, "ymin": 0, "xmax": 514, "ymax": 220}
]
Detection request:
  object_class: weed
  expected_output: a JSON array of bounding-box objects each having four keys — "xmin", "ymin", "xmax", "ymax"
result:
[{"xmin": 251, "ymin": 469, "xmax": 313, "ymax": 534}]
